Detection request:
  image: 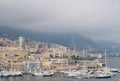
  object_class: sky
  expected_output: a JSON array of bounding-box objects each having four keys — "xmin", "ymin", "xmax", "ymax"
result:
[{"xmin": 0, "ymin": 0, "xmax": 120, "ymax": 42}]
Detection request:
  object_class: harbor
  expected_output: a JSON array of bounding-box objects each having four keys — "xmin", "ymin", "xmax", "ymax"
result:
[
  {"xmin": 1, "ymin": 0, "xmax": 120, "ymax": 81},
  {"xmin": 1, "ymin": 73, "xmax": 120, "ymax": 81},
  {"xmin": 0, "ymin": 37, "xmax": 120, "ymax": 81},
  {"xmin": 0, "ymin": 57, "xmax": 120, "ymax": 81}
]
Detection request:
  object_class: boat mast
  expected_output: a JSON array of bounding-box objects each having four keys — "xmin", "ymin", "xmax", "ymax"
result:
[{"xmin": 104, "ymin": 50, "xmax": 107, "ymax": 67}]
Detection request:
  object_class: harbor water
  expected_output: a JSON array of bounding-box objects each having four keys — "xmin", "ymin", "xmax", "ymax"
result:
[{"xmin": 0, "ymin": 57, "xmax": 120, "ymax": 81}]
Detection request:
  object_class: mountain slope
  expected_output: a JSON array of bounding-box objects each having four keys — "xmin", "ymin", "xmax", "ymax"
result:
[
  {"xmin": 0, "ymin": 26, "xmax": 98, "ymax": 49},
  {"xmin": 95, "ymin": 40, "xmax": 120, "ymax": 48}
]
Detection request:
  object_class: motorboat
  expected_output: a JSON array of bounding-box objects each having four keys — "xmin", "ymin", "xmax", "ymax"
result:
[{"xmin": 42, "ymin": 71, "xmax": 54, "ymax": 77}]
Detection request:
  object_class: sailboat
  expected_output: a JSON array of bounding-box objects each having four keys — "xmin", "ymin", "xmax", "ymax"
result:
[
  {"xmin": 32, "ymin": 61, "xmax": 54, "ymax": 77},
  {"xmin": 94, "ymin": 50, "xmax": 113, "ymax": 78},
  {"xmin": 32, "ymin": 61, "xmax": 44, "ymax": 76},
  {"xmin": 94, "ymin": 68, "xmax": 112, "ymax": 78}
]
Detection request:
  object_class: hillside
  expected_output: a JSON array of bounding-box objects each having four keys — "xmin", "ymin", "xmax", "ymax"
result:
[
  {"xmin": 95, "ymin": 40, "xmax": 120, "ymax": 48},
  {"xmin": 0, "ymin": 26, "xmax": 98, "ymax": 49}
]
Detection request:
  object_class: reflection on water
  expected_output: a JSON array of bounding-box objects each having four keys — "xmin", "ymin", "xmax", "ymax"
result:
[{"xmin": 0, "ymin": 73, "xmax": 120, "ymax": 81}]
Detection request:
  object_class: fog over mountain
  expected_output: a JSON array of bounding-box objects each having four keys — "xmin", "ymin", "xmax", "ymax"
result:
[
  {"xmin": 0, "ymin": 0, "xmax": 120, "ymax": 42},
  {"xmin": 0, "ymin": 26, "xmax": 98, "ymax": 49}
]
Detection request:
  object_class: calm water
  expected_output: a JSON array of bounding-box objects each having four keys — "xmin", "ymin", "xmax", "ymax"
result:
[{"xmin": 0, "ymin": 57, "xmax": 120, "ymax": 81}]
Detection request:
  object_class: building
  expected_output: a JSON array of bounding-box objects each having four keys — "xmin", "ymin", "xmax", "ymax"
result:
[
  {"xmin": 23, "ymin": 61, "xmax": 43, "ymax": 72},
  {"xmin": 51, "ymin": 58, "xmax": 68, "ymax": 69},
  {"xmin": 18, "ymin": 36, "xmax": 25, "ymax": 48}
]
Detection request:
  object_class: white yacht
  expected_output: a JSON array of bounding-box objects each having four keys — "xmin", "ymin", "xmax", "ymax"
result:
[
  {"xmin": 94, "ymin": 67, "xmax": 112, "ymax": 78},
  {"xmin": 9, "ymin": 69, "xmax": 22, "ymax": 76},
  {"xmin": 42, "ymin": 71, "xmax": 54, "ymax": 77},
  {"xmin": 94, "ymin": 50, "xmax": 113, "ymax": 78},
  {"xmin": 66, "ymin": 70, "xmax": 78, "ymax": 77},
  {"xmin": 33, "ymin": 71, "xmax": 43, "ymax": 76},
  {"xmin": 0, "ymin": 70, "xmax": 11, "ymax": 77},
  {"xmin": 32, "ymin": 70, "xmax": 43, "ymax": 76}
]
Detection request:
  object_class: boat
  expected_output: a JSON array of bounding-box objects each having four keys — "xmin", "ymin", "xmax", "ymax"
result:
[
  {"xmin": 94, "ymin": 69, "xmax": 111, "ymax": 78},
  {"xmin": 74, "ymin": 76, "xmax": 82, "ymax": 79},
  {"xmin": 110, "ymin": 68, "xmax": 119, "ymax": 72},
  {"xmin": 94, "ymin": 53, "xmax": 115, "ymax": 78},
  {"xmin": 0, "ymin": 69, "xmax": 23, "ymax": 77},
  {"xmin": 93, "ymin": 50, "xmax": 113, "ymax": 78},
  {"xmin": 9, "ymin": 69, "xmax": 22, "ymax": 76},
  {"xmin": 66, "ymin": 70, "xmax": 80, "ymax": 78},
  {"xmin": 32, "ymin": 70, "xmax": 54, "ymax": 77},
  {"xmin": 0, "ymin": 70, "xmax": 11, "ymax": 77},
  {"xmin": 33, "ymin": 71, "xmax": 43, "ymax": 76},
  {"xmin": 42, "ymin": 71, "xmax": 54, "ymax": 77},
  {"xmin": 32, "ymin": 69, "xmax": 43, "ymax": 76},
  {"xmin": 93, "ymin": 64, "xmax": 113, "ymax": 78}
]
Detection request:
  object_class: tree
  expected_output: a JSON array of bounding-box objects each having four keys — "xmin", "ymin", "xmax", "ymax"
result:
[{"xmin": 71, "ymin": 55, "xmax": 80, "ymax": 63}]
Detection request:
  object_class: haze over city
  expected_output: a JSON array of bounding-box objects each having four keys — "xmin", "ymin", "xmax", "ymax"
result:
[
  {"xmin": 0, "ymin": 0, "xmax": 120, "ymax": 42},
  {"xmin": 1, "ymin": 1, "xmax": 120, "ymax": 81}
]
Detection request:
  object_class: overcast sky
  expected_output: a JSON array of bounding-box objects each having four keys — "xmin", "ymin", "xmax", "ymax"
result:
[{"xmin": 0, "ymin": 0, "xmax": 120, "ymax": 42}]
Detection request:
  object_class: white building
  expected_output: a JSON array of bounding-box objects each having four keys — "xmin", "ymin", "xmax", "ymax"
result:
[
  {"xmin": 51, "ymin": 58, "xmax": 68, "ymax": 69},
  {"xmin": 18, "ymin": 36, "xmax": 25, "ymax": 48},
  {"xmin": 23, "ymin": 61, "xmax": 43, "ymax": 72}
]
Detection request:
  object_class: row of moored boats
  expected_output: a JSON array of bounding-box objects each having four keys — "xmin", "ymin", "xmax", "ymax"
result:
[
  {"xmin": 0, "ymin": 67, "xmax": 120, "ymax": 78},
  {"xmin": 59, "ymin": 67, "xmax": 120, "ymax": 79},
  {"xmin": 0, "ymin": 70, "xmax": 22, "ymax": 77},
  {"xmin": 0, "ymin": 70, "xmax": 54, "ymax": 77}
]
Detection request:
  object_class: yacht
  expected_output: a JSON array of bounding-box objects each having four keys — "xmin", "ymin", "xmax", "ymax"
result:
[
  {"xmin": 94, "ymin": 50, "xmax": 113, "ymax": 78},
  {"xmin": 94, "ymin": 70, "xmax": 111, "ymax": 78},
  {"xmin": 66, "ymin": 70, "xmax": 80, "ymax": 77},
  {"xmin": 42, "ymin": 71, "xmax": 54, "ymax": 77},
  {"xmin": 0, "ymin": 70, "xmax": 10, "ymax": 77},
  {"xmin": 33, "ymin": 72, "xmax": 43, "ymax": 76},
  {"xmin": 32, "ymin": 70, "xmax": 43, "ymax": 76},
  {"xmin": 9, "ymin": 69, "xmax": 22, "ymax": 76}
]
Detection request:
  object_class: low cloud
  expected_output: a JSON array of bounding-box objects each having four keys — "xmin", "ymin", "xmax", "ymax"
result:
[{"xmin": 0, "ymin": 0, "xmax": 120, "ymax": 42}]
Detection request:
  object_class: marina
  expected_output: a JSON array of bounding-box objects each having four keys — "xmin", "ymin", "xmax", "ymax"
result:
[
  {"xmin": 0, "ymin": 57, "xmax": 120, "ymax": 81},
  {"xmin": 0, "ymin": 71, "xmax": 120, "ymax": 81},
  {"xmin": 1, "ymin": 0, "xmax": 120, "ymax": 81}
]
